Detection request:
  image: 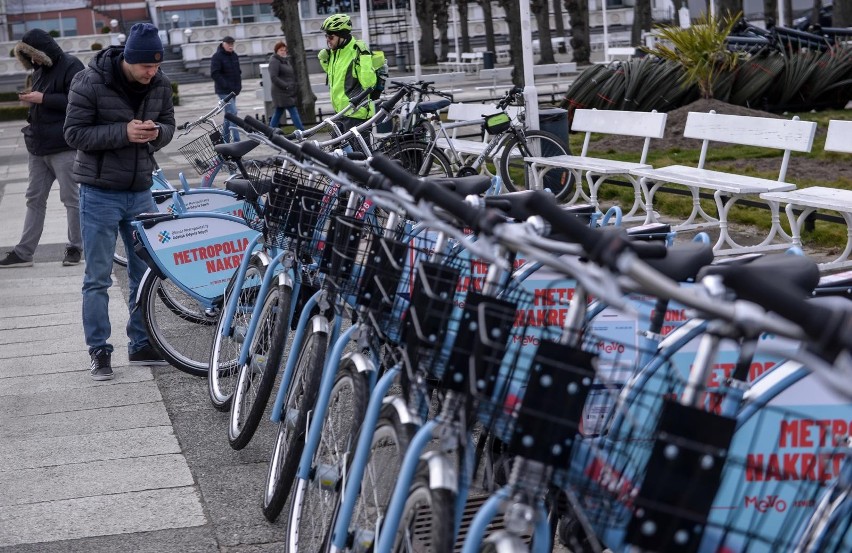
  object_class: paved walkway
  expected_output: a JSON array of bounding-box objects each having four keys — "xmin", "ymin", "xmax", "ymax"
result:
[{"xmin": 0, "ymin": 59, "xmax": 562, "ymax": 549}]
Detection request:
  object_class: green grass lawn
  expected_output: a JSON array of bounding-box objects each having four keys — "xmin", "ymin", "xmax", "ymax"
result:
[{"xmin": 568, "ymin": 108, "xmax": 852, "ymax": 248}]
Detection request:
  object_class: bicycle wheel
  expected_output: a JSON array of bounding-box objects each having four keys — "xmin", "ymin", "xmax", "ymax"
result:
[
  {"xmin": 498, "ymin": 129, "xmax": 572, "ymax": 198},
  {"xmin": 392, "ymin": 459, "xmax": 456, "ymax": 552},
  {"xmin": 140, "ymin": 275, "xmax": 218, "ymax": 376},
  {"xmin": 286, "ymin": 363, "xmax": 370, "ymax": 552},
  {"xmin": 386, "ymin": 141, "xmax": 453, "ymax": 178},
  {"xmin": 208, "ymin": 257, "xmax": 265, "ymax": 412},
  {"xmin": 114, "ymin": 237, "xmax": 128, "ymax": 267},
  {"xmin": 228, "ymin": 283, "xmax": 293, "ymax": 450},
  {"xmin": 262, "ymin": 323, "xmax": 328, "ymax": 522},
  {"xmin": 336, "ymin": 402, "xmax": 417, "ymax": 551}
]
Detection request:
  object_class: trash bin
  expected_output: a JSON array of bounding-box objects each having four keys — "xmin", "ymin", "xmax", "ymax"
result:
[
  {"xmin": 482, "ymin": 51, "xmax": 495, "ymax": 70},
  {"xmin": 538, "ymin": 107, "xmax": 570, "ymax": 150}
]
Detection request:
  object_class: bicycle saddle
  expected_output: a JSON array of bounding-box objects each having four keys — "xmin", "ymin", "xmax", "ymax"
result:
[
  {"xmin": 215, "ymin": 141, "xmax": 260, "ymax": 160},
  {"xmin": 226, "ymin": 178, "xmax": 270, "ymax": 201},
  {"xmin": 644, "ymin": 242, "xmax": 715, "ymax": 283},
  {"xmin": 698, "ymin": 253, "xmax": 820, "ymax": 296},
  {"xmin": 424, "ymin": 174, "xmax": 492, "ymax": 197},
  {"xmin": 482, "ymin": 191, "xmax": 595, "ymax": 224},
  {"xmin": 414, "ymin": 99, "xmax": 452, "ymax": 114}
]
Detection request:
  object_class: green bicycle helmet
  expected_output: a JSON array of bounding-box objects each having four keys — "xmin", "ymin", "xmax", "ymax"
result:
[{"xmin": 321, "ymin": 14, "xmax": 352, "ymax": 33}]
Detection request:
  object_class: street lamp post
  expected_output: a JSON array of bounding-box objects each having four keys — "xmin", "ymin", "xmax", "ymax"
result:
[
  {"xmin": 170, "ymin": 14, "xmax": 180, "ymax": 50},
  {"xmin": 184, "ymin": 28, "xmax": 193, "ymax": 44}
]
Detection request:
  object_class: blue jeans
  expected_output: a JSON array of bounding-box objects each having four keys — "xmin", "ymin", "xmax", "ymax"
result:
[
  {"xmin": 270, "ymin": 105, "xmax": 305, "ymax": 131},
  {"xmin": 80, "ymin": 185, "xmax": 156, "ymax": 355},
  {"xmin": 218, "ymin": 93, "xmax": 240, "ymax": 142}
]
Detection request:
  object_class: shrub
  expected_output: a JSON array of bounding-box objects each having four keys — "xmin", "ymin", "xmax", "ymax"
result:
[
  {"xmin": 48, "ymin": 30, "xmax": 60, "ymax": 38},
  {"xmin": 10, "ymin": 48, "xmax": 15, "ymax": 57},
  {"xmin": 101, "ymin": 26, "xmax": 111, "ymax": 34},
  {"xmin": 0, "ymin": 106, "xmax": 30, "ymax": 121},
  {"xmin": 171, "ymin": 82, "xmax": 180, "ymax": 106},
  {"xmin": 91, "ymin": 42, "xmax": 103, "ymax": 51}
]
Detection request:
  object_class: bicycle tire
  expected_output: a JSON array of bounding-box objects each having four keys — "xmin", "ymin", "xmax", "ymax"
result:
[
  {"xmin": 262, "ymin": 324, "xmax": 328, "ymax": 522},
  {"xmin": 392, "ymin": 459, "xmax": 456, "ymax": 552},
  {"xmin": 286, "ymin": 362, "xmax": 370, "ymax": 552},
  {"xmin": 228, "ymin": 283, "xmax": 293, "ymax": 450},
  {"xmin": 208, "ymin": 257, "xmax": 265, "ymax": 412},
  {"xmin": 332, "ymin": 402, "xmax": 417, "ymax": 551},
  {"xmin": 386, "ymin": 140, "xmax": 454, "ymax": 178},
  {"xmin": 498, "ymin": 129, "xmax": 573, "ymax": 198},
  {"xmin": 114, "ymin": 237, "xmax": 128, "ymax": 267},
  {"xmin": 140, "ymin": 275, "xmax": 218, "ymax": 376}
]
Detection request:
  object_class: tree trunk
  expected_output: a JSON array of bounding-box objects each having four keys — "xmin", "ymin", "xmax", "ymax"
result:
[
  {"xmin": 632, "ymin": 0, "xmax": 653, "ymax": 46},
  {"xmin": 763, "ymin": 0, "xmax": 778, "ymax": 27},
  {"xmin": 497, "ymin": 0, "xmax": 524, "ymax": 84},
  {"xmin": 717, "ymin": 0, "xmax": 743, "ymax": 18},
  {"xmin": 532, "ymin": 0, "xmax": 555, "ymax": 63},
  {"xmin": 459, "ymin": 0, "xmax": 471, "ymax": 53},
  {"xmin": 783, "ymin": 0, "xmax": 793, "ymax": 26},
  {"xmin": 812, "ymin": 0, "xmax": 822, "ymax": 30},
  {"xmin": 553, "ymin": 0, "xmax": 566, "ymax": 52},
  {"xmin": 271, "ymin": 0, "xmax": 316, "ymax": 122},
  {"xmin": 435, "ymin": 1, "xmax": 450, "ymax": 61},
  {"xmin": 564, "ymin": 0, "xmax": 590, "ymax": 64},
  {"xmin": 835, "ymin": 0, "xmax": 852, "ymax": 27},
  {"xmin": 415, "ymin": 0, "xmax": 438, "ymax": 64},
  {"xmin": 480, "ymin": 0, "xmax": 497, "ymax": 53}
]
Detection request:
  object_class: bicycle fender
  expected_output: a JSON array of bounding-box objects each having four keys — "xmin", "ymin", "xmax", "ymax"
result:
[
  {"xmin": 421, "ymin": 450, "xmax": 458, "ymax": 493},
  {"xmin": 308, "ymin": 313, "xmax": 330, "ymax": 336},
  {"xmin": 135, "ymin": 268, "xmax": 154, "ymax": 307},
  {"xmin": 273, "ymin": 269, "xmax": 294, "ymax": 290},
  {"xmin": 340, "ymin": 351, "xmax": 376, "ymax": 374},
  {"xmin": 253, "ymin": 250, "xmax": 273, "ymax": 269},
  {"xmin": 382, "ymin": 394, "xmax": 421, "ymax": 427},
  {"xmin": 482, "ymin": 531, "xmax": 528, "ymax": 553}
]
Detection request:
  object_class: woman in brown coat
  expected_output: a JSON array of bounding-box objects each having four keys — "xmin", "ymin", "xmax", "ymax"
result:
[{"xmin": 268, "ymin": 41, "xmax": 304, "ymax": 130}]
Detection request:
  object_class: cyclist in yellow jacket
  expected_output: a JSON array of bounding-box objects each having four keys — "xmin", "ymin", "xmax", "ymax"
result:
[{"xmin": 318, "ymin": 14, "xmax": 377, "ymax": 134}]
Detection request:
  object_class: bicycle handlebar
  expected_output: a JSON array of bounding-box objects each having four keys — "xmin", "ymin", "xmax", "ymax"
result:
[
  {"xmin": 369, "ymin": 155, "xmax": 497, "ymax": 234},
  {"xmin": 178, "ymin": 91, "xmax": 237, "ymax": 131}
]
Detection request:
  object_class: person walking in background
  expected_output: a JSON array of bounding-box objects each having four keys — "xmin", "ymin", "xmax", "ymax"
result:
[
  {"xmin": 64, "ymin": 23, "xmax": 176, "ymax": 381},
  {"xmin": 210, "ymin": 36, "xmax": 242, "ymax": 142},
  {"xmin": 318, "ymin": 14, "xmax": 377, "ymax": 133},
  {"xmin": 268, "ymin": 41, "xmax": 304, "ymax": 131},
  {"xmin": 0, "ymin": 29, "xmax": 84, "ymax": 269}
]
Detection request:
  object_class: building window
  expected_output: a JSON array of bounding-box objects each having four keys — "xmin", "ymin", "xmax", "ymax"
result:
[
  {"xmin": 232, "ymin": 5, "xmax": 256, "ymax": 23},
  {"xmin": 10, "ymin": 17, "xmax": 77, "ymax": 40}
]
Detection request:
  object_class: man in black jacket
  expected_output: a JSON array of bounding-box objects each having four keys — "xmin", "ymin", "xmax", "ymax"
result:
[
  {"xmin": 210, "ymin": 36, "xmax": 242, "ymax": 142},
  {"xmin": 0, "ymin": 29, "xmax": 84, "ymax": 269},
  {"xmin": 64, "ymin": 23, "xmax": 176, "ymax": 381}
]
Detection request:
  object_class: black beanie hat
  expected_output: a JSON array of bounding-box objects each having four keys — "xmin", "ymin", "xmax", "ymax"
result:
[{"xmin": 124, "ymin": 23, "xmax": 164, "ymax": 64}]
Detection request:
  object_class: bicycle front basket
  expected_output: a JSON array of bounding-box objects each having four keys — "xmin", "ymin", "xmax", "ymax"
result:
[
  {"xmin": 178, "ymin": 127, "xmax": 224, "ymax": 175},
  {"xmin": 483, "ymin": 112, "xmax": 511, "ymax": 135}
]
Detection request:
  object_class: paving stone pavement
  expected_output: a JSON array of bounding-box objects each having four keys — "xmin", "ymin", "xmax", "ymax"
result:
[{"xmin": 0, "ymin": 61, "xmax": 578, "ymax": 551}]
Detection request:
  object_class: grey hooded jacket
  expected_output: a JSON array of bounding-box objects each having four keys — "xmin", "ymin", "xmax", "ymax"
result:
[{"xmin": 64, "ymin": 47, "xmax": 175, "ymax": 192}]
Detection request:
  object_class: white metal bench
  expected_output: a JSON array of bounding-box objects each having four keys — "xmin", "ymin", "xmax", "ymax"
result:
[
  {"xmin": 760, "ymin": 119, "xmax": 852, "ymax": 271},
  {"xmin": 525, "ymin": 108, "xmax": 667, "ymax": 219},
  {"xmin": 532, "ymin": 62, "xmax": 578, "ymax": 95},
  {"xmin": 475, "ymin": 67, "xmax": 515, "ymax": 98},
  {"xmin": 631, "ymin": 111, "xmax": 817, "ymax": 255}
]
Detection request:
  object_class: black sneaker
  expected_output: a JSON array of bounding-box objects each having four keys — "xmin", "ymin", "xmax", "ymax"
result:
[
  {"xmin": 129, "ymin": 344, "xmax": 169, "ymax": 366},
  {"xmin": 63, "ymin": 247, "xmax": 82, "ymax": 266},
  {"xmin": 0, "ymin": 251, "xmax": 33, "ymax": 268},
  {"xmin": 90, "ymin": 348, "xmax": 113, "ymax": 381}
]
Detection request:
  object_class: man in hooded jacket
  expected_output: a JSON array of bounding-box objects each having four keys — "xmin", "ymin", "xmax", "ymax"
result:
[
  {"xmin": 0, "ymin": 29, "xmax": 84, "ymax": 269},
  {"xmin": 64, "ymin": 22, "xmax": 175, "ymax": 381}
]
